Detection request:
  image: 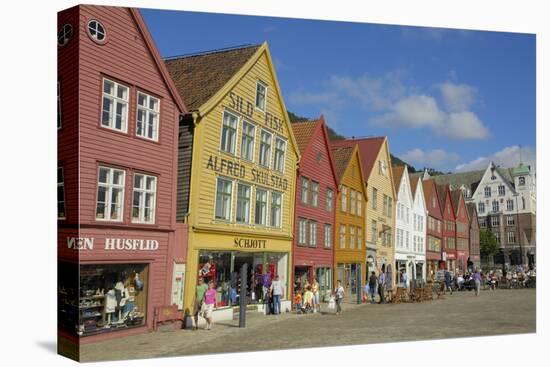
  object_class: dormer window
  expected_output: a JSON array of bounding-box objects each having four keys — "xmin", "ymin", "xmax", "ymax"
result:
[
  {"xmin": 57, "ymin": 24, "xmax": 72, "ymax": 46},
  {"xmin": 87, "ymin": 20, "xmax": 106, "ymax": 43},
  {"xmin": 255, "ymin": 81, "xmax": 267, "ymax": 111}
]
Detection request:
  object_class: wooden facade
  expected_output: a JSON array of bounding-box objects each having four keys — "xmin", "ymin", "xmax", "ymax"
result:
[
  {"xmin": 467, "ymin": 203, "xmax": 481, "ymax": 270},
  {"xmin": 451, "ymin": 190, "xmax": 470, "ymax": 273},
  {"xmin": 422, "ymin": 179, "xmax": 444, "ymax": 276},
  {"xmin": 438, "ymin": 185, "xmax": 457, "ymax": 272}
]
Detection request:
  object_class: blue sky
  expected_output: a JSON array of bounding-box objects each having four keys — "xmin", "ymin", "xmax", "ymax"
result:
[{"xmin": 141, "ymin": 8, "xmax": 536, "ymax": 173}]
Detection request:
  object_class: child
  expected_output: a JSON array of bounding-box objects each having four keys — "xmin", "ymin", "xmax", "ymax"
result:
[
  {"xmin": 303, "ymin": 286, "xmax": 314, "ymax": 313},
  {"xmin": 294, "ymin": 290, "xmax": 303, "ymax": 313}
]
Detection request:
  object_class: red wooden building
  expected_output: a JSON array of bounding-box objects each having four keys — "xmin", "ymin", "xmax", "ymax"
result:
[
  {"xmin": 291, "ymin": 117, "xmax": 338, "ymax": 300},
  {"xmin": 57, "ymin": 5, "xmax": 188, "ymax": 351},
  {"xmin": 466, "ymin": 203, "xmax": 481, "ymax": 271},
  {"xmin": 422, "ymin": 179, "xmax": 444, "ymax": 276},
  {"xmin": 451, "ymin": 190, "xmax": 470, "ymax": 273},
  {"xmin": 438, "ymin": 184, "xmax": 457, "ymax": 272}
]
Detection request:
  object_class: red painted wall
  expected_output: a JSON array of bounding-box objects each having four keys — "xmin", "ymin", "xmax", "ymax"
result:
[
  {"xmin": 455, "ymin": 193, "xmax": 470, "ymax": 272},
  {"xmin": 424, "ymin": 180, "xmax": 443, "ymax": 262},
  {"xmin": 441, "ymin": 187, "xmax": 457, "ymax": 266}
]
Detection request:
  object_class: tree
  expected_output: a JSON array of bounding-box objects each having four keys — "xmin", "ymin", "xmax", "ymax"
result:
[{"xmin": 480, "ymin": 229, "xmax": 499, "ymax": 269}]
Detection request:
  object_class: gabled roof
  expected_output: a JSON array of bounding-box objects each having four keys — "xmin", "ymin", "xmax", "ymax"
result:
[
  {"xmin": 129, "ymin": 9, "xmax": 187, "ymax": 113},
  {"xmin": 392, "ymin": 165, "xmax": 406, "ymax": 192},
  {"xmin": 165, "ymin": 44, "xmax": 261, "ymax": 111},
  {"xmin": 330, "ymin": 137, "xmax": 386, "ymax": 181},
  {"xmin": 436, "ymin": 184, "xmax": 449, "ymax": 210},
  {"xmin": 331, "ymin": 146, "xmax": 355, "ymax": 183},
  {"xmin": 410, "ymin": 175, "xmax": 421, "ymax": 197},
  {"xmin": 466, "ymin": 202, "xmax": 477, "ymax": 224},
  {"xmin": 291, "ymin": 120, "xmax": 320, "ymax": 156},
  {"xmin": 450, "ymin": 190, "xmax": 462, "ymax": 215}
]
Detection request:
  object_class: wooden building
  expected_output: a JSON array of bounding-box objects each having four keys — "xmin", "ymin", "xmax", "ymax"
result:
[
  {"xmin": 467, "ymin": 203, "xmax": 481, "ymax": 270},
  {"xmin": 291, "ymin": 117, "xmax": 338, "ymax": 301},
  {"xmin": 165, "ymin": 43, "xmax": 299, "ymax": 319},
  {"xmin": 422, "ymin": 179, "xmax": 444, "ymax": 276},
  {"xmin": 438, "ymin": 184, "xmax": 457, "ymax": 272},
  {"xmin": 450, "ymin": 190, "xmax": 470, "ymax": 273}
]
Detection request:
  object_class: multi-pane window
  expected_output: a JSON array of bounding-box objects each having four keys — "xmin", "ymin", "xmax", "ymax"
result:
[
  {"xmin": 372, "ymin": 187, "xmax": 378, "ymax": 209},
  {"xmin": 484, "ymin": 186, "xmax": 491, "ymax": 197},
  {"xmin": 270, "ymin": 192, "xmax": 282, "ymax": 227},
  {"xmin": 301, "ymin": 178, "xmax": 309, "ymax": 204},
  {"xmin": 57, "ymin": 24, "xmax": 72, "ymax": 46},
  {"xmin": 326, "ymin": 188, "xmax": 334, "ymax": 212},
  {"xmin": 220, "ymin": 111, "xmax": 238, "ymax": 154},
  {"xmin": 58, "ymin": 167, "xmax": 66, "ymax": 219},
  {"xmin": 132, "ymin": 173, "xmax": 157, "ymax": 224},
  {"xmin": 339, "ymin": 224, "xmax": 346, "ymax": 249},
  {"xmin": 309, "ymin": 221, "xmax": 317, "ymax": 247},
  {"xmin": 357, "ymin": 227, "xmax": 363, "ymax": 249},
  {"xmin": 87, "ymin": 20, "xmax": 106, "ymax": 42},
  {"xmin": 397, "ymin": 229, "xmax": 402, "ymax": 248},
  {"xmin": 507, "ymin": 231, "xmax": 516, "ymax": 244},
  {"xmin": 371, "ymin": 220, "xmax": 377, "ymax": 243},
  {"xmin": 432, "ymin": 197, "xmax": 436, "ymax": 208},
  {"xmin": 478, "ymin": 202, "xmax": 485, "ymax": 214},
  {"xmin": 215, "ymin": 178, "xmax": 233, "ymax": 221},
  {"xmin": 96, "ymin": 166, "xmax": 125, "ymax": 221},
  {"xmin": 405, "ymin": 231, "xmax": 410, "ymax": 249},
  {"xmin": 324, "ymin": 224, "xmax": 332, "ymax": 248},
  {"xmin": 101, "ymin": 79, "xmax": 129, "ymax": 132},
  {"xmin": 349, "ymin": 226, "xmax": 356, "ymax": 249},
  {"xmin": 437, "ymin": 220, "xmax": 441, "ymax": 233},
  {"xmin": 311, "ymin": 181, "xmax": 319, "ymax": 207},
  {"xmin": 405, "ymin": 207, "xmax": 410, "ymax": 224},
  {"xmin": 491, "ymin": 216, "xmax": 500, "ymax": 227},
  {"xmin": 383, "ymin": 195, "xmax": 388, "ymax": 216},
  {"xmin": 506, "ymin": 199, "xmax": 514, "ymax": 211},
  {"xmin": 298, "ymin": 218, "xmax": 307, "ymax": 245},
  {"xmin": 388, "ymin": 197, "xmax": 393, "ymax": 217},
  {"xmin": 494, "ymin": 232, "xmax": 500, "ymax": 244},
  {"xmin": 492, "ymin": 200, "xmax": 499, "ymax": 212},
  {"xmin": 273, "ymin": 137, "xmax": 286, "ymax": 172},
  {"xmin": 480, "ymin": 220, "xmax": 486, "ymax": 228},
  {"xmin": 236, "ymin": 183, "xmax": 251, "ymax": 223},
  {"xmin": 259, "ymin": 130, "xmax": 272, "ymax": 167},
  {"xmin": 136, "ymin": 92, "xmax": 160, "ymax": 141},
  {"xmin": 519, "ymin": 177, "xmax": 525, "ymax": 186},
  {"xmin": 57, "ymin": 82, "xmax": 62, "ymax": 129},
  {"xmin": 240, "ymin": 121, "xmax": 256, "ymax": 161},
  {"xmin": 341, "ymin": 186, "xmax": 348, "ymax": 212},
  {"xmin": 350, "ymin": 189, "xmax": 356, "ymax": 215},
  {"xmin": 447, "ymin": 238, "xmax": 455, "ymax": 249},
  {"xmin": 498, "ymin": 185, "xmax": 506, "ymax": 196},
  {"xmin": 506, "ymin": 215, "xmax": 515, "ymax": 226},
  {"xmin": 357, "ymin": 193, "xmax": 362, "ymax": 216},
  {"xmin": 255, "ymin": 189, "xmax": 268, "ymax": 225},
  {"xmin": 255, "ymin": 81, "xmax": 267, "ymax": 111}
]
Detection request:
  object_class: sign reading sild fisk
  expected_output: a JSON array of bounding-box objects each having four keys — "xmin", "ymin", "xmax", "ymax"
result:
[
  {"xmin": 67, "ymin": 237, "xmax": 160, "ymax": 251},
  {"xmin": 228, "ymin": 91, "xmax": 284, "ymax": 133}
]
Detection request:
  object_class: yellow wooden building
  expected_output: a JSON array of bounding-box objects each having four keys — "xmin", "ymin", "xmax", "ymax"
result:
[
  {"xmin": 166, "ymin": 43, "xmax": 299, "ymax": 317},
  {"xmin": 332, "ymin": 137, "xmax": 396, "ymax": 286},
  {"xmin": 330, "ymin": 144, "xmax": 368, "ymax": 301}
]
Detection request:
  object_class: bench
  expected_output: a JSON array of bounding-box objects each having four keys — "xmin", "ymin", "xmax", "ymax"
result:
[{"xmin": 153, "ymin": 304, "xmax": 184, "ymax": 331}]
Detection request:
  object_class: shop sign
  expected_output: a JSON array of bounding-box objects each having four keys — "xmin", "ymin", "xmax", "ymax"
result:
[
  {"xmin": 234, "ymin": 237, "xmax": 267, "ymax": 249},
  {"xmin": 67, "ymin": 237, "xmax": 159, "ymax": 251},
  {"xmin": 228, "ymin": 91, "xmax": 284, "ymax": 133}
]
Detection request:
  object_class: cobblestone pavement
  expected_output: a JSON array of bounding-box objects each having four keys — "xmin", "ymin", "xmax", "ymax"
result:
[{"xmin": 80, "ymin": 288, "xmax": 536, "ymax": 362}]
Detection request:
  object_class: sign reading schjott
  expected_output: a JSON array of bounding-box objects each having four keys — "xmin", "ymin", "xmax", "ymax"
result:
[{"xmin": 67, "ymin": 237, "xmax": 160, "ymax": 251}]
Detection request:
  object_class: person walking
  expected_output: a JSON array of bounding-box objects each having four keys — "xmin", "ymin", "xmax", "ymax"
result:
[
  {"xmin": 444, "ymin": 270, "xmax": 453, "ymax": 295},
  {"xmin": 202, "ymin": 280, "xmax": 217, "ymax": 330},
  {"xmin": 473, "ymin": 268, "xmax": 482, "ymax": 296},
  {"xmin": 270, "ymin": 275, "xmax": 284, "ymax": 315},
  {"xmin": 401, "ymin": 269, "xmax": 407, "ymax": 289},
  {"xmin": 368, "ymin": 271, "xmax": 377, "ymax": 304},
  {"xmin": 312, "ymin": 278, "xmax": 320, "ymax": 313},
  {"xmin": 378, "ymin": 269, "xmax": 386, "ymax": 304},
  {"xmin": 193, "ymin": 277, "xmax": 208, "ymax": 330},
  {"xmin": 334, "ymin": 280, "xmax": 345, "ymax": 315}
]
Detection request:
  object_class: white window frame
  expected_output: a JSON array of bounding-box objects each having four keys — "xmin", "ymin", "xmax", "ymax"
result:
[
  {"xmin": 357, "ymin": 191, "xmax": 362, "ymax": 216},
  {"xmin": 131, "ymin": 173, "xmax": 157, "ymax": 224},
  {"xmin": 95, "ymin": 166, "xmax": 125, "ymax": 222},
  {"xmin": 309, "ymin": 220, "xmax": 318, "ymax": 247},
  {"xmin": 339, "ymin": 224, "xmax": 346, "ymax": 249},
  {"xmin": 240, "ymin": 120, "xmax": 256, "ymax": 162},
  {"xmin": 372, "ymin": 187, "xmax": 378, "ymax": 209},
  {"xmin": 507, "ymin": 231, "xmax": 516, "ymax": 244},
  {"xmin": 58, "ymin": 167, "xmax": 66, "ymax": 219},
  {"xmin": 506, "ymin": 215, "xmax": 515, "ymax": 226},
  {"xmin": 311, "ymin": 181, "xmax": 319, "ymax": 208},
  {"xmin": 498, "ymin": 185, "xmax": 506, "ymax": 196},
  {"xmin": 220, "ymin": 110, "xmax": 238, "ymax": 155},
  {"xmin": 255, "ymin": 80, "xmax": 267, "ymax": 111},
  {"xmin": 87, "ymin": 19, "xmax": 106, "ymax": 42},
  {"xmin": 58, "ymin": 23, "xmax": 73, "ymax": 46},
  {"xmin": 349, "ymin": 225, "xmax": 356, "ymax": 249},
  {"xmin": 484, "ymin": 186, "xmax": 491, "ymax": 197},
  {"xmin": 341, "ymin": 185, "xmax": 348, "ymax": 212},
  {"xmin": 136, "ymin": 91, "xmax": 160, "ymax": 141},
  {"xmin": 101, "ymin": 78, "xmax": 129, "ymax": 133},
  {"xmin": 371, "ymin": 220, "xmax": 377, "ymax": 243},
  {"xmin": 492, "ymin": 200, "xmax": 500, "ymax": 212},
  {"xmin": 350, "ymin": 189, "xmax": 356, "ymax": 215},
  {"xmin": 506, "ymin": 199, "xmax": 514, "ymax": 211},
  {"xmin": 298, "ymin": 218, "xmax": 307, "ymax": 245},
  {"xmin": 326, "ymin": 188, "xmax": 334, "ymax": 212},
  {"xmin": 273, "ymin": 137, "xmax": 287, "ymax": 173},
  {"xmin": 324, "ymin": 224, "xmax": 332, "ymax": 248},
  {"xmin": 478, "ymin": 202, "xmax": 485, "ymax": 214},
  {"xmin": 300, "ymin": 177, "xmax": 309, "ymax": 205},
  {"xmin": 236, "ymin": 183, "xmax": 251, "ymax": 224},
  {"xmin": 254, "ymin": 188, "xmax": 268, "ymax": 226},
  {"xmin": 214, "ymin": 177, "xmax": 233, "ymax": 221},
  {"xmin": 258, "ymin": 129, "xmax": 272, "ymax": 168},
  {"xmin": 357, "ymin": 227, "xmax": 363, "ymax": 249},
  {"xmin": 270, "ymin": 191, "xmax": 282, "ymax": 228},
  {"xmin": 491, "ymin": 216, "xmax": 500, "ymax": 227}
]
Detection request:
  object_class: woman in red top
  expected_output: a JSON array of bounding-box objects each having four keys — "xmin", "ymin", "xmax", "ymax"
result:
[{"xmin": 202, "ymin": 280, "xmax": 217, "ymax": 330}]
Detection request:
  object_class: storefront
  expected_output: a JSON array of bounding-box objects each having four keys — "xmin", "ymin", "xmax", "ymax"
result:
[{"xmin": 336, "ymin": 263, "xmax": 362, "ymax": 300}]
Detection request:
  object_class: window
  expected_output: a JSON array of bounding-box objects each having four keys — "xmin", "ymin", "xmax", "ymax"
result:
[
  {"xmin": 437, "ymin": 220, "xmax": 441, "ymax": 233},
  {"xmin": 506, "ymin": 199, "xmax": 514, "ymax": 211},
  {"xmin": 273, "ymin": 137, "xmax": 286, "ymax": 172},
  {"xmin": 506, "ymin": 215, "xmax": 515, "ymax": 226},
  {"xmin": 57, "ymin": 82, "xmax": 62, "ymax": 129},
  {"xmin": 58, "ymin": 167, "xmax": 66, "ymax": 219},
  {"xmin": 519, "ymin": 177, "xmax": 525, "ymax": 186},
  {"xmin": 498, "ymin": 185, "xmax": 506, "ymax": 196},
  {"xmin": 258, "ymin": 130, "xmax": 272, "ymax": 167},
  {"xmin": 136, "ymin": 92, "xmax": 160, "ymax": 141},
  {"xmin": 101, "ymin": 79, "xmax": 129, "ymax": 132},
  {"xmin": 379, "ymin": 160, "xmax": 387, "ymax": 176},
  {"xmin": 240, "ymin": 121, "xmax": 256, "ymax": 161},
  {"xmin": 383, "ymin": 195, "xmax": 388, "ymax": 216},
  {"xmin": 480, "ymin": 220, "xmax": 486, "ymax": 228},
  {"xmin": 350, "ymin": 189, "xmax": 356, "ymax": 215},
  {"xmin": 484, "ymin": 187, "xmax": 491, "ymax": 197},
  {"xmin": 220, "ymin": 111, "xmax": 238, "ymax": 154},
  {"xmin": 478, "ymin": 202, "xmax": 485, "ymax": 214},
  {"xmin": 215, "ymin": 178, "xmax": 233, "ymax": 221},
  {"xmin": 492, "ymin": 200, "xmax": 499, "ymax": 212},
  {"xmin": 341, "ymin": 186, "xmax": 347, "ymax": 212},
  {"xmin": 371, "ymin": 220, "xmax": 377, "ymax": 243},
  {"xmin": 388, "ymin": 197, "xmax": 393, "ymax": 218},
  {"xmin": 494, "ymin": 232, "xmax": 500, "ymax": 244},
  {"xmin": 522, "ymin": 197, "xmax": 526, "ymax": 209},
  {"xmin": 87, "ymin": 20, "xmax": 106, "ymax": 42},
  {"xmin": 300, "ymin": 178, "xmax": 309, "ymax": 205},
  {"xmin": 255, "ymin": 81, "xmax": 267, "ymax": 111},
  {"xmin": 324, "ymin": 224, "xmax": 332, "ymax": 248},
  {"xmin": 405, "ymin": 231, "xmax": 410, "ymax": 249},
  {"xmin": 96, "ymin": 166, "xmax": 125, "ymax": 221},
  {"xmin": 236, "ymin": 183, "xmax": 251, "ymax": 223},
  {"xmin": 491, "ymin": 216, "xmax": 500, "ymax": 227},
  {"xmin": 372, "ymin": 187, "xmax": 378, "ymax": 209},
  {"xmin": 507, "ymin": 231, "xmax": 516, "ymax": 244},
  {"xmin": 432, "ymin": 196, "xmax": 436, "ymax": 208},
  {"xmin": 349, "ymin": 226, "xmax": 355, "ymax": 249},
  {"xmin": 357, "ymin": 227, "xmax": 363, "ymax": 249},
  {"xmin": 405, "ymin": 207, "xmax": 410, "ymax": 224},
  {"xmin": 447, "ymin": 238, "xmax": 455, "ymax": 249},
  {"xmin": 357, "ymin": 192, "xmax": 362, "ymax": 216},
  {"xmin": 270, "ymin": 192, "xmax": 282, "ymax": 227},
  {"xmin": 311, "ymin": 181, "xmax": 319, "ymax": 207},
  {"xmin": 339, "ymin": 225, "xmax": 346, "ymax": 249},
  {"xmin": 309, "ymin": 221, "xmax": 317, "ymax": 247},
  {"xmin": 254, "ymin": 188, "xmax": 268, "ymax": 225},
  {"xmin": 397, "ymin": 229, "xmax": 402, "ymax": 248},
  {"xmin": 326, "ymin": 188, "xmax": 334, "ymax": 212},
  {"xmin": 57, "ymin": 24, "xmax": 72, "ymax": 46},
  {"xmin": 298, "ymin": 218, "xmax": 307, "ymax": 245},
  {"xmin": 132, "ymin": 173, "xmax": 157, "ymax": 224}
]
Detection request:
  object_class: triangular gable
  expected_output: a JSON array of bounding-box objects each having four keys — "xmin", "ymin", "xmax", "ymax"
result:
[
  {"xmin": 347, "ymin": 145, "xmax": 368, "ymax": 202},
  {"xmin": 471, "ymin": 162, "xmax": 517, "ymax": 198}
]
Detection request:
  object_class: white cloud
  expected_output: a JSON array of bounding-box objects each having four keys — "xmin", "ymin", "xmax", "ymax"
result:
[
  {"xmin": 455, "ymin": 145, "xmax": 536, "ymax": 172},
  {"xmin": 437, "ymin": 111, "xmax": 490, "ymax": 140},
  {"xmin": 400, "ymin": 148, "xmax": 460, "ymax": 169},
  {"xmin": 372, "ymin": 95, "xmax": 446, "ymax": 128},
  {"xmin": 288, "ymin": 91, "xmax": 343, "ymax": 107},
  {"xmin": 439, "ymin": 82, "xmax": 476, "ymax": 111}
]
